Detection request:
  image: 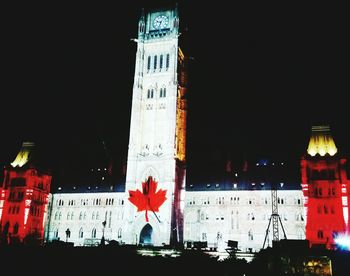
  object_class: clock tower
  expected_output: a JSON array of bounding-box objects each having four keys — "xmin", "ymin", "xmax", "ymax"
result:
[{"xmin": 123, "ymin": 5, "xmax": 188, "ymax": 246}]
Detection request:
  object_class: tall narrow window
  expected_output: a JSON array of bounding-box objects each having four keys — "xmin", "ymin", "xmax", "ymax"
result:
[
  {"xmin": 147, "ymin": 56, "xmax": 151, "ymax": 71},
  {"xmin": 160, "ymin": 54, "xmax": 163, "ymax": 69},
  {"xmin": 147, "ymin": 89, "xmax": 151, "ymax": 99},
  {"xmin": 166, "ymin": 54, "xmax": 170, "ymax": 69},
  {"xmin": 154, "ymin": 55, "xmax": 157, "ymax": 70},
  {"xmin": 92, "ymin": 228, "xmax": 96, "ymax": 238},
  {"xmin": 79, "ymin": 228, "xmax": 84, "ymax": 238},
  {"xmin": 151, "ymin": 89, "xmax": 154, "ymax": 98},
  {"xmin": 163, "ymin": 88, "xmax": 166, "ymax": 97}
]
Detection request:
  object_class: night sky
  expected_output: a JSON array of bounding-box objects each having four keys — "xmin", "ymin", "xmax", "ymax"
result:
[{"xmin": 2, "ymin": 1, "xmax": 349, "ymax": 184}]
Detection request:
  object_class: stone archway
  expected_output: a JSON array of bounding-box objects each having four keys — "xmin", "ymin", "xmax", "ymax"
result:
[{"xmin": 139, "ymin": 223, "xmax": 153, "ymax": 246}]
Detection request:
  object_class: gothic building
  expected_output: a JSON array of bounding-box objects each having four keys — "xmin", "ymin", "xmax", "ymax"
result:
[
  {"xmin": 301, "ymin": 125, "xmax": 350, "ymax": 249},
  {"xmin": 1, "ymin": 5, "xmax": 349, "ymax": 253},
  {"xmin": 0, "ymin": 142, "xmax": 51, "ymax": 244}
]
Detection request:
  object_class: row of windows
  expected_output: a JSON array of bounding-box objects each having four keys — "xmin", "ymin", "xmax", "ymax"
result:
[
  {"xmin": 54, "ymin": 227, "xmax": 122, "ymax": 240},
  {"xmin": 147, "ymin": 54, "xmax": 170, "ymax": 72},
  {"xmin": 314, "ymin": 187, "xmax": 336, "ymax": 197},
  {"xmin": 196, "ymin": 211, "xmax": 304, "ymax": 222},
  {"xmin": 8, "ymin": 191, "xmax": 24, "ymax": 201},
  {"xmin": 317, "ymin": 205, "xmax": 336, "ymax": 214},
  {"xmin": 54, "ymin": 210, "xmax": 121, "ymax": 224},
  {"xmin": 56, "ymin": 198, "xmax": 123, "ymax": 207},
  {"xmin": 189, "ymin": 197, "xmax": 302, "ymax": 206},
  {"xmin": 8, "ymin": 205, "xmax": 20, "ymax": 214},
  {"xmin": 147, "ymin": 87, "xmax": 167, "ymax": 99},
  {"xmin": 30, "ymin": 205, "xmax": 41, "ymax": 217}
]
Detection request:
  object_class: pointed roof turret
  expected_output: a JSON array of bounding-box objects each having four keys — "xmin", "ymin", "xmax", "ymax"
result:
[
  {"xmin": 10, "ymin": 142, "xmax": 35, "ymax": 168},
  {"xmin": 307, "ymin": 125, "xmax": 337, "ymax": 157}
]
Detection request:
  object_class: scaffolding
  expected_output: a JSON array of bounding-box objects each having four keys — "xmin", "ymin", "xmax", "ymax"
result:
[{"xmin": 263, "ymin": 183, "xmax": 287, "ymax": 248}]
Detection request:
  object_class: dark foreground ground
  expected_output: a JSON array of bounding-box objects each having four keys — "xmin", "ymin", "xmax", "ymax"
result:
[{"xmin": 0, "ymin": 243, "xmax": 349, "ymax": 276}]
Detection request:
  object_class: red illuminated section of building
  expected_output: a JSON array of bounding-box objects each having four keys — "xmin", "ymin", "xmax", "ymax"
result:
[
  {"xmin": 301, "ymin": 126, "xmax": 350, "ymax": 249},
  {"xmin": 0, "ymin": 142, "xmax": 51, "ymax": 245}
]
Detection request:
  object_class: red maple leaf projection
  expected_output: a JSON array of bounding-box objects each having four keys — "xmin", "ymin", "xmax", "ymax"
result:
[{"xmin": 128, "ymin": 176, "xmax": 167, "ymax": 222}]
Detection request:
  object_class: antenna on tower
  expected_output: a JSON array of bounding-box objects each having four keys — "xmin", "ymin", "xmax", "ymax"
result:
[{"xmin": 263, "ymin": 180, "xmax": 287, "ymax": 248}]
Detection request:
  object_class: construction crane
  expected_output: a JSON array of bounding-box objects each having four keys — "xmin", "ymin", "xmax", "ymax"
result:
[{"xmin": 263, "ymin": 180, "xmax": 287, "ymax": 248}]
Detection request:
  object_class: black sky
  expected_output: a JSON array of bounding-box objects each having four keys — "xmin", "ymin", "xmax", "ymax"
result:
[{"xmin": 2, "ymin": 1, "xmax": 349, "ymax": 183}]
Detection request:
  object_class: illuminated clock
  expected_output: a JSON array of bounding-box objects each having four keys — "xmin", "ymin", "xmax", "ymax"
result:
[{"xmin": 153, "ymin": 15, "xmax": 169, "ymax": 29}]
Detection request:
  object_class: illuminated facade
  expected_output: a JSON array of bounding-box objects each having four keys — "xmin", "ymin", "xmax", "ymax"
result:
[
  {"xmin": 0, "ymin": 142, "xmax": 51, "ymax": 244},
  {"xmin": 2, "ymin": 6, "xmax": 349, "ymax": 255},
  {"xmin": 301, "ymin": 125, "xmax": 350, "ymax": 249},
  {"xmin": 44, "ymin": 159, "xmax": 306, "ymax": 253},
  {"xmin": 123, "ymin": 5, "xmax": 187, "ymax": 246},
  {"xmin": 45, "ymin": 191, "xmax": 125, "ymax": 246}
]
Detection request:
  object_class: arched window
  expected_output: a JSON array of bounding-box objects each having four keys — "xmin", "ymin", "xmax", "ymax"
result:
[
  {"xmin": 67, "ymin": 212, "xmax": 70, "ymax": 220},
  {"xmin": 163, "ymin": 87, "xmax": 166, "ymax": 97},
  {"xmin": 118, "ymin": 228, "xmax": 122, "ymax": 239},
  {"xmin": 79, "ymin": 228, "xmax": 84, "ymax": 238},
  {"xmin": 96, "ymin": 212, "xmax": 99, "ymax": 220},
  {"xmin": 54, "ymin": 229, "xmax": 59, "ymax": 238},
  {"xmin": 151, "ymin": 89, "xmax": 154, "ymax": 98},
  {"xmin": 58, "ymin": 212, "xmax": 62, "ymax": 220},
  {"xmin": 79, "ymin": 211, "xmax": 83, "ymax": 220},
  {"xmin": 92, "ymin": 212, "xmax": 95, "ymax": 220},
  {"xmin": 83, "ymin": 212, "xmax": 87, "ymax": 220},
  {"xmin": 55, "ymin": 211, "xmax": 59, "ymax": 220},
  {"xmin": 92, "ymin": 228, "xmax": 97, "ymax": 238}
]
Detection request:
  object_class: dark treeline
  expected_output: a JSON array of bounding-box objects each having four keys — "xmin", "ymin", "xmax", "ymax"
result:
[{"xmin": 0, "ymin": 244, "xmax": 348, "ymax": 275}]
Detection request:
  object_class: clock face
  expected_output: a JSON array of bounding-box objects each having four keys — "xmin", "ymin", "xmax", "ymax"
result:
[{"xmin": 153, "ymin": 15, "xmax": 169, "ymax": 29}]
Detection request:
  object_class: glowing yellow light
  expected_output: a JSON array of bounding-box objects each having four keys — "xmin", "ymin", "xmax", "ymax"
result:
[{"xmin": 307, "ymin": 126, "xmax": 337, "ymax": 157}]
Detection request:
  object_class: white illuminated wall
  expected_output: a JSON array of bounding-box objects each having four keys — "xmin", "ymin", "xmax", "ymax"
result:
[
  {"xmin": 184, "ymin": 190, "xmax": 306, "ymax": 252},
  {"xmin": 46, "ymin": 192, "xmax": 125, "ymax": 246}
]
